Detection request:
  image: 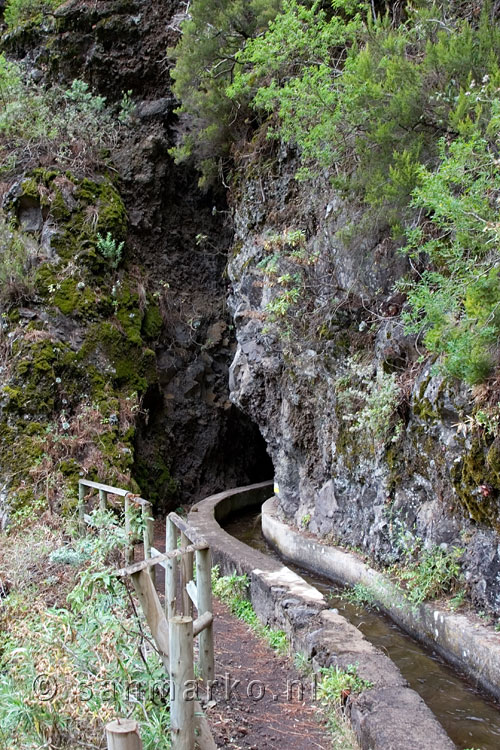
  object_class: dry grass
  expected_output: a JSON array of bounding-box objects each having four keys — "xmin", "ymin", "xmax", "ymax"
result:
[{"xmin": 0, "ymin": 519, "xmax": 78, "ymax": 609}]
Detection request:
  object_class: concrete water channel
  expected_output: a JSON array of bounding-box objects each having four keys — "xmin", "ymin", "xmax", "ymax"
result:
[{"xmin": 223, "ymin": 506, "xmax": 500, "ymax": 750}]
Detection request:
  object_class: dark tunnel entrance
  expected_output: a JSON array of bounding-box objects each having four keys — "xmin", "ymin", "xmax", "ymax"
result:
[{"xmin": 132, "ymin": 383, "xmax": 273, "ymax": 515}]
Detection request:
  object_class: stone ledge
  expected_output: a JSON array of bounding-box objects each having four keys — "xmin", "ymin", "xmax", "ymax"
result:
[
  {"xmin": 262, "ymin": 495, "xmax": 500, "ymax": 702},
  {"xmin": 189, "ymin": 483, "xmax": 455, "ymax": 750}
]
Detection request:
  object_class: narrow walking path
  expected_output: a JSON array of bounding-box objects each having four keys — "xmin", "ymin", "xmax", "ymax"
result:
[
  {"xmin": 151, "ymin": 521, "xmax": 332, "ymax": 750},
  {"xmin": 205, "ymin": 598, "xmax": 330, "ymax": 749}
]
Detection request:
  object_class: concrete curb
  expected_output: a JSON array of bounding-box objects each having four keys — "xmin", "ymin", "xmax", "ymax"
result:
[
  {"xmin": 189, "ymin": 483, "xmax": 456, "ymax": 750},
  {"xmin": 262, "ymin": 496, "xmax": 500, "ymax": 703}
]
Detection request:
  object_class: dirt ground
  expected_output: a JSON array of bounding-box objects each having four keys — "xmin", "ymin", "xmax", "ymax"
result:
[
  {"xmin": 150, "ymin": 521, "xmax": 331, "ymax": 749},
  {"xmin": 202, "ymin": 598, "xmax": 330, "ymax": 749}
]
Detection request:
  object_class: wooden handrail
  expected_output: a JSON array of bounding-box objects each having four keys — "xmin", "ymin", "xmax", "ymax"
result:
[
  {"xmin": 114, "ymin": 543, "xmax": 206, "ymax": 578},
  {"xmin": 79, "ymin": 479, "xmax": 129, "ymax": 497},
  {"xmin": 167, "ymin": 512, "xmax": 207, "ymax": 547},
  {"xmin": 79, "ymin": 480, "xmax": 151, "ymax": 508}
]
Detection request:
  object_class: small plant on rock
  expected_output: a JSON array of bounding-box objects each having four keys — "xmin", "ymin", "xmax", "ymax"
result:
[
  {"xmin": 317, "ymin": 663, "xmax": 373, "ymax": 708},
  {"xmin": 398, "ymin": 545, "xmax": 464, "ymax": 606},
  {"xmin": 96, "ymin": 232, "xmax": 124, "ymax": 269}
]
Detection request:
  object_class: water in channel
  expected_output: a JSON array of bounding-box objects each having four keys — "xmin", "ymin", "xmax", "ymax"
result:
[{"xmin": 223, "ymin": 507, "xmax": 500, "ymax": 750}]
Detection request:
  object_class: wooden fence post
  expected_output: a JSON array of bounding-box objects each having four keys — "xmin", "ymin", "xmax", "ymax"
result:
[
  {"xmin": 105, "ymin": 719, "xmax": 143, "ymax": 750},
  {"xmin": 99, "ymin": 488, "xmax": 108, "ymax": 512},
  {"xmin": 169, "ymin": 616, "xmax": 195, "ymax": 750},
  {"xmin": 166, "ymin": 517, "xmax": 178, "ymax": 618},
  {"xmin": 78, "ymin": 482, "xmax": 85, "ymax": 534},
  {"xmin": 142, "ymin": 502, "xmax": 155, "ymax": 583},
  {"xmin": 195, "ymin": 547, "xmax": 215, "ymax": 684},
  {"xmin": 180, "ymin": 532, "xmax": 193, "ymax": 618},
  {"xmin": 124, "ymin": 494, "xmax": 133, "ymax": 565}
]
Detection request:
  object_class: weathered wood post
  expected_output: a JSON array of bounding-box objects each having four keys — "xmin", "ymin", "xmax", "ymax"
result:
[
  {"xmin": 195, "ymin": 546, "xmax": 215, "ymax": 683},
  {"xmin": 166, "ymin": 516, "xmax": 179, "ymax": 618},
  {"xmin": 105, "ymin": 719, "xmax": 143, "ymax": 750},
  {"xmin": 180, "ymin": 531, "xmax": 193, "ymax": 617},
  {"xmin": 99, "ymin": 488, "xmax": 108, "ymax": 512},
  {"xmin": 169, "ymin": 615, "xmax": 195, "ymax": 750},
  {"xmin": 142, "ymin": 502, "xmax": 155, "ymax": 583},
  {"xmin": 78, "ymin": 482, "xmax": 85, "ymax": 534},
  {"xmin": 124, "ymin": 494, "xmax": 133, "ymax": 564}
]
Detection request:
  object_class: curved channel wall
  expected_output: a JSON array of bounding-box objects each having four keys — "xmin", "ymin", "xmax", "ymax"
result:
[
  {"xmin": 189, "ymin": 482, "xmax": 456, "ymax": 750},
  {"xmin": 262, "ymin": 496, "xmax": 500, "ymax": 703}
]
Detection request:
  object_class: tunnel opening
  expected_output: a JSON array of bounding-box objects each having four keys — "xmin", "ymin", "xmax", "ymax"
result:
[
  {"xmin": 132, "ymin": 382, "xmax": 273, "ymax": 516},
  {"xmin": 203, "ymin": 403, "xmax": 274, "ymax": 489}
]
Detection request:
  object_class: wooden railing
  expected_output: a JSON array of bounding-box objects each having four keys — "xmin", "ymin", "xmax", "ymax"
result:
[
  {"xmin": 78, "ymin": 479, "xmax": 216, "ymax": 750},
  {"xmin": 164, "ymin": 512, "xmax": 215, "ymax": 684},
  {"xmin": 115, "ymin": 523, "xmax": 216, "ymax": 750},
  {"xmin": 78, "ymin": 479, "xmax": 154, "ymax": 567}
]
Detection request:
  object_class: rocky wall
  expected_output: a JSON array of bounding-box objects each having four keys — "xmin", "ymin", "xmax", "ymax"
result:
[
  {"xmin": 227, "ymin": 153, "xmax": 500, "ymax": 616},
  {"xmin": 0, "ymin": 0, "xmax": 271, "ymax": 526}
]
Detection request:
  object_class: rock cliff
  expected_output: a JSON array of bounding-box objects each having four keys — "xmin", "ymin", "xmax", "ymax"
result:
[{"xmin": 228, "ymin": 153, "xmax": 500, "ymax": 616}]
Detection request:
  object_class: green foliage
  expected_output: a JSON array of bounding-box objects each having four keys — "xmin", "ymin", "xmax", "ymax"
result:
[
  {"xmin": 119, "ymin": 89, "xmax": 135, "ymax": 124},
  {"xmin": 211, "ymin": 566, "xmax": 249, "ymax": 600},
  {"xmin": 232, "ymin": 2, "xmax": 500, "ymax": 208},
  {"xmin": 97, "ymin": 231, "xmax": 125, "ymax": 269},
  {"xmin": 48, "ymin": 543, "xmax": 91, "ymax": 566},
  {"xmin": 0, "ymin": 213, "xmax": 37, "ymax": 309},
  {"xmin": 3, "ymin": 0, "xmax": 60, "ymax": 30},
  {"xmin": 317, "ymin": 663, "xmax": 373, "ymax": 708},
  {"xmin": 400, "ymin": 127, "xmax": 500, "ymax": 384},
  {"xmin": 0, "ymin": 56, "xmax": 119, "ymax": 177},
  {"xmin": 211, "ymin": 566, "xmax": 288, "ymax": 653},
  {"xmin": 229, "ymin": 0, "xmax": 366, "ymax": 178},
  {"xmin": 397, "ymin": 544, "xmax": 464, "ymax": 605},
  {"xmin": 0, "ymin": 515, "xmax": 170, "ymax": 749},
  {"xmin": 336, "ymin": 358, "xmax": 402, "ymax": 450},
  {"xmin": 169, "ymin": 0, "xmax": 281, "ymax": 186},
  {"xmin": 256, "ymin": 226, "xmax": 323, "ymax": 342},
  {"xmin": 448, "ymin": 588, "xmax": 466, "ymax": 611},
  {"xmin": 343, "ymin": 582, "xmax": 378, "ymax": 608},
  {"xmin": 300, "ymin": 512, "xmax": 311, "ymax": 528}
]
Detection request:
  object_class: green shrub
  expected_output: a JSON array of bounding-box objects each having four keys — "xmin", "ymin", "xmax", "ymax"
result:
[
  {"xmin": 0, "ymin": 214, "xmax": 37, "ymax": 309},
  {"xmin": 4, "ymin": 0, "xmax": 61, "ymax": 30},
  {"xmin": 169, "ymin": 0, "xmax": 281, "ymax": 187},
  {"xmin": 400, "ymin": 127, "xmax": 500, "ymax": 384},
  {"xmin": 231, "ymin": 1, "xmax": 500, "ymax": 209},
  {"xmin": 398, "ymin": 545, "xmax": 464, "ymax": 605},
  {"xmin": 0, "ymin": 56, "xmax": 119, "ymax": 177},
  {"xmin": 317, "ymin": 663, "xmax": 373, "ymax": 708},
  {"xmin": 336, "ymin": 358, "xmax": 402, "ymax": 449},
  {"xmin": 0, "ymin": 514, "xmax": 170, "ymax": 749}
]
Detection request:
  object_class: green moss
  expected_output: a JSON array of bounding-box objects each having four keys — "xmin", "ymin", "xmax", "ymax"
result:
[
  {"xmin": 115, "ymin": 287, "xmax": 143, "ymax": 345},
  {"xmin": 35, "ymin": 263, "xmax": 62, "ymax": 296},
  {"xmin": 141, "ymin": 303, "xmax": 163, "ymax": 341},
  {"xmin": 51, "ymin": 277, "xmax": 96, "ymax": 318},
  {"xmin": 32, "ymin": 168, "xmax": 60, "ymax": 183},
  {"xmin": 413, "ymin": 396, "xmax": 439, "ymax": 421},
  {"xmin": 75, "ymin": 178, "xmax": 127, "ymax": 240},
  {"xmin": 3, "ymin": 339, "xmax": 82, "ymax": 417},
  {"xmin": 20, "ymin": 177, "xmax": 40, "ymax": 200},
  {"xmin": 80, "ymin": 320, "xmax": 156, "ymax": 393},
  {"xmin": 49, "ymin": 188, "xmax": 72, "ymax": 223},
  {"xmin": 451, "ymin": 436, "xmax": 500, "ymax": 528}
]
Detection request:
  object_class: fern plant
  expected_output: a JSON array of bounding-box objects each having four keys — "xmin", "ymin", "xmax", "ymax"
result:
[{"xmin": 96, "ymin": 232, "xmax": 124, "ymax": 269}]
